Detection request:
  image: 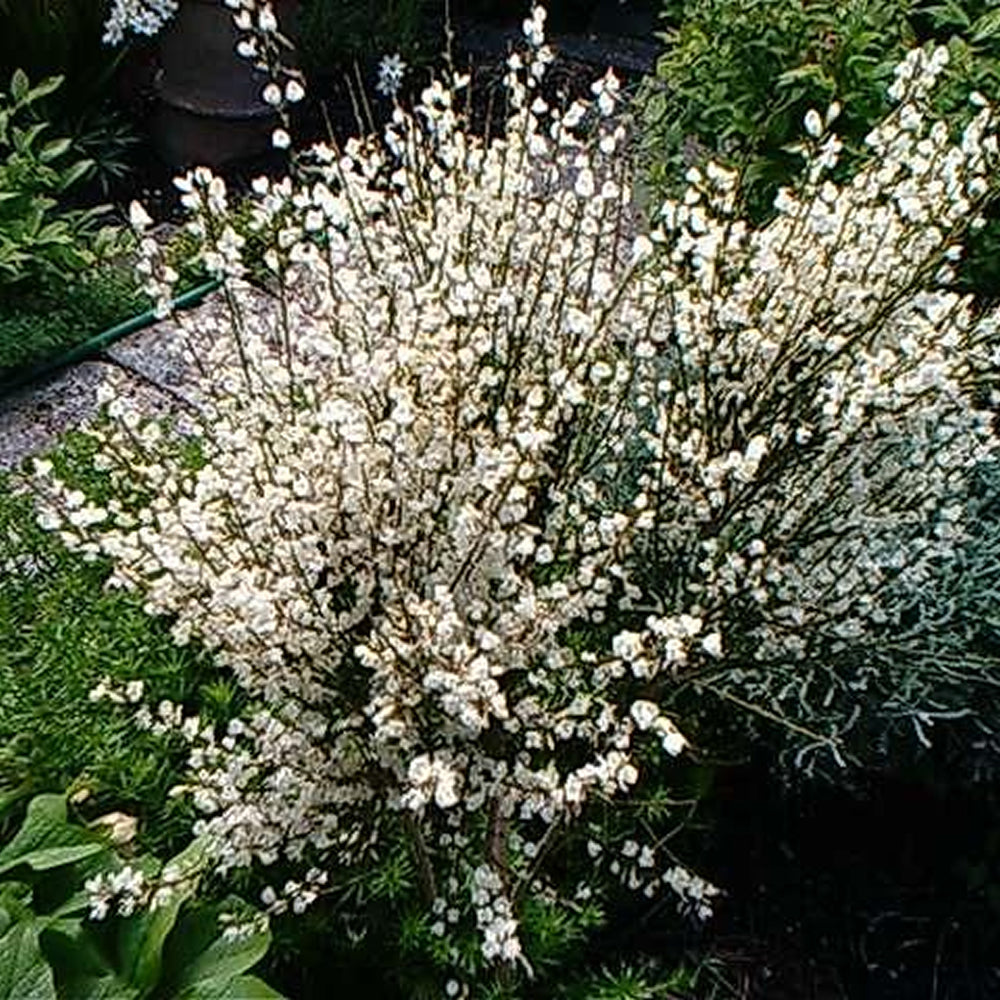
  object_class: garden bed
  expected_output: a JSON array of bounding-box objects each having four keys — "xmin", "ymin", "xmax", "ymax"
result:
[{"xmin": 1, "ymin": 2, "xmax": 1000, "ymax": 999}]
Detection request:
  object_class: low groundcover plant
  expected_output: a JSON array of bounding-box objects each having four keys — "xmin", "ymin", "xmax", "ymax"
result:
[{"xmin": 31, "ymin": 4, "xmax": 1000, "ymax": 993}]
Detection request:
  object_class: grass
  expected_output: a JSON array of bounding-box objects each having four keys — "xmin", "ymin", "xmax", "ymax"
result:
[
  {"xmin": 0, "ymin": 430, "xmax": 233, "ymax": 856},
  {"xmin": 0, "ymin": 264, "xmax": 148, "ymax": 382}
]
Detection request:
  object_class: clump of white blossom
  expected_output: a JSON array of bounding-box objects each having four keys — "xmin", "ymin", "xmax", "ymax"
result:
[
  {"xmin": 85, "ymin": 865, "xmax": 149, "ymax": 920},
  {"xmin": 83, "ymin": 841, "xmax": 205, "ymax": 921},
  {"xmin": 36, "ymin": 3, "xmax": 1000, "ymax": 976},
  {"xmin": 102, "ymin": 0, "xmax": 178, "ymax": 45}
]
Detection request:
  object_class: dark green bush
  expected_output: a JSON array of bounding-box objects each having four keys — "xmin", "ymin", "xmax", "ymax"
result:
[
  {"xmin": 0, "ymin": 0, "xmax": 139, "ymax": 199},
  {"xmin": 636, "ymin": 0, "xmax": 1000, "ymax": 298},
  {"xmin": 297, "ymin": 0, "xmax": 433, "ymax": 80},
  {"xmin": 0, "ymin": 0, "xmax": 114, "ymax": 104},
  {"xmin": 637, "ymin": 0, "xmax": 914, "ymax": 222},
  {"xmin": 0, "ymin": 69, "xmax": 124, "ymax": 293}
]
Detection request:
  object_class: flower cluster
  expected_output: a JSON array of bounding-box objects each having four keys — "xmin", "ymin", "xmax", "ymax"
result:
[
  {"xmin": 223, "ymin": 0, "xmax": 304, "ymax": 149},
  {"xmin": 471, "ymin": 865, "xmax": 522, "ymax": 963},
  {"xmin": 37, "ymin": 5, "xmax": 1000, "ymax": 974},
  {"xmin": 102, "ymin": 0, "xmax": 177, "ymax": 45},
  {"xmin": 585, "ymin": 836, "xmax": 718, "ymax": 917},
  {"xmin": 661, "ymin": 864, "xmax": 721, "ymax": 921},
  {"xmin": 85, "ymin": 865, "xmax": 148, "ymax": 920}
]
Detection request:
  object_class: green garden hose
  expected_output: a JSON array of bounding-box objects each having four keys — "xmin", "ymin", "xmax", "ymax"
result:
[{"xmin": 0, "ymin": 277, "xmax": 221, "ymax": 398}]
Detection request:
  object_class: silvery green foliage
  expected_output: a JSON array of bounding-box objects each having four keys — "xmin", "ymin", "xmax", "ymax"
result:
[
  {"xmin": 634, "ymin": 48, "xmax": 1000, "ymax": 774},
  {"xmin": 34, "ymin": 5, "xmax": 1000, "ymax": 981}
]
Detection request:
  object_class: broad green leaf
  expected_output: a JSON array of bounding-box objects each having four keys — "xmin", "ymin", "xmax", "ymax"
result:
[
  {"xmin": 39, "ymin": 138, "xmax": 72, "ymax": 163},
  {"xmin": 24, "ymin": 76, "xmax": 63, "ymax": 104},
  {"xmin": 159, "ymin": 898, "xmax": 271, "ymax": 995},
  {"xmin": 973, "ymin": 9, "xmax": 1000, "ymax": 43},
  {"xmin": 0, "ymin": 921, "xmax": 57, "ymax": 1000},
  {"xmin": 922, "ymin": 0, "xmax": 971, "ymax": 30},
  {"xmin": 71, "ymin": 979, "xmax": 140, "ymax": 1000},
  {"xmin": 56, "ymin": 159, "xmax": 94, "ymax": 192},
  {"xmin": 38, "ymin": 917, "xmax": 111, "ymax": 983},
  {"xmin": 178, "ymin": 975, "xmax": 285, "ymax": 1000},
  {"xmin": 0, "ymin": 795, "xmax": 105, "ymax": 877},
  {"xmin": 0, "ymin": 844, "xmax": 105, "ymax": 875},
  {"xmin": 38, "ymin": 920, "xmax": 138, "ymax": 998},
  {"xmin": 0, "ymin": 884, "xmax": 32, "ymax": 935},
  {"xmin": 117, "ymin": 839, "xmax": 207, "ymax": 996}
]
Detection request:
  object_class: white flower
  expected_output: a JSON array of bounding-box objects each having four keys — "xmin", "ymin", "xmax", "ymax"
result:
[
  {"xmin": 701, "ymin": 633, "xmax": 723, "ymax": 658},
  {"xmin": 128, "ymin": 200, "xmax": 153, "ymax": 231},
  {"xmin": 91, "ymin": 811, "xmax": 138, "ymax": 845},
  {"xmin": 103, "ymin": 0, "xmax": 177, "ymax": 45},
  {"xmin": 630, "ymin": 700, "xmax": 660, "ymax": 730},
  {"xmin": 257, "ymin": 5, "xmax": 278, "ymax": 32},
  {"xmin": 522, "ymin": 5, "xmax": 547, "ymax": 46},
  {"xmin": 271, "ymin": 128, "xmax": 291, "ymax": 150},
  {"xmin": 804, "ymin": 108, "xmax": 823, "ymax": 138},
  {"xmin": 590, "ymin": 69, "xmax": 620, "ymax": 116},
  {"xmin": 376, "ymin": 53, "xmax": 407, "ymax": 98}
]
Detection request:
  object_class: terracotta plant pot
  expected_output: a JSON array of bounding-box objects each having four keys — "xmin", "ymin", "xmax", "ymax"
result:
[{"xmin": 151, "ymin": 0, "xmax": 298, "ymax": 167}]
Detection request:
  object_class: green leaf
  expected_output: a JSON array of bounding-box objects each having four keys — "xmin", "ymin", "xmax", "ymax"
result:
[
  {"xmin": 38, "ymin": 917, "xmax": 111, "ymax": 984},
  {"xmin": 39, "ymin": 138, "xmax": 72, "ymax": 163},
  {"xmin": 0, "ymin": 795, "xmax": 105, "ymax": 877},
  {"xmin": 9, "ymin": 69, "xmax": 29, "ymax": 104},
  {"xmin": 0, "ymin": 883, "xmax": 32, "ymax": 931},
  {"xmin": 69, "ymin": 980, "xmax": 140, "ymax": 1000},
  {"xmin": 56, "ymin": 158, "xmax": 94, "ymax": 192},
  {"xmin": 25, "ymin": 76, "xmax": 63, "ymax": 104},
  {"xmin": 178, "ymin": 976, "xmax": 285, "ymax": 1000},
  {"xmin": 775, "ymin": 63, "xmax": 835, "ymax": 92},
  {"xmin": 972, "ymin": 9, "xmax": 1000, "ymax": 43},
  {"xmin": 159, "ymin": 898, "xmax": 271, "ymax": 996},
  {"xmin": 116, "ymin": 839, "xmax": 207, "ymax": 996},
  {"xmin": 0, "ymin": 921, "xmax": 57, "ymax": 1000},
  {"xmin": 922, "ymin": 0, "xmax": 972, "ymax": 30},
  {"xmin": 0, "ymin": 782, "xmax": 33, "ymax": 818},
  {"xmin": 1, "ymin": 844, "xmax": 105, "ymax": 875},
  {"xmin": 38, "ymin": 919, "xmax": 139, "ymax": 998}
]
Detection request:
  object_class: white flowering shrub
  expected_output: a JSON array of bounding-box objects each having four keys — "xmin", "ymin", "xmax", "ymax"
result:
[
  {"xmin": 633, "ymin": 47, "xmax": 1000, "ymax": 773},
  {"xmin": 34, "ymin": 5, "xmax": 1000, "ymax": 990}
]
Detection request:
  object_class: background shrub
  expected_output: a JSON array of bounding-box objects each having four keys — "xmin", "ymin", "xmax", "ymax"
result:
[
  {"xmin": 637, "ymin": 0, "xmax": 914, "ymax": 221},
  {"xmin": 0, "ymin": 0, "xmax": 138, "ymax": 201},
  {"xmin": 0, "ymin": 70, "xmax": 123, "ymax": 294},
  {"xmin": 0, "ymin": 265, "xmax": 145, "ymax": 379},
  {"xmin": 296, "ymin": 0, "xmax": 433, "ymax": 82},
  {"xmin": 637, "ymin": 0, "xmax": 1000, "ymax": 299}
]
